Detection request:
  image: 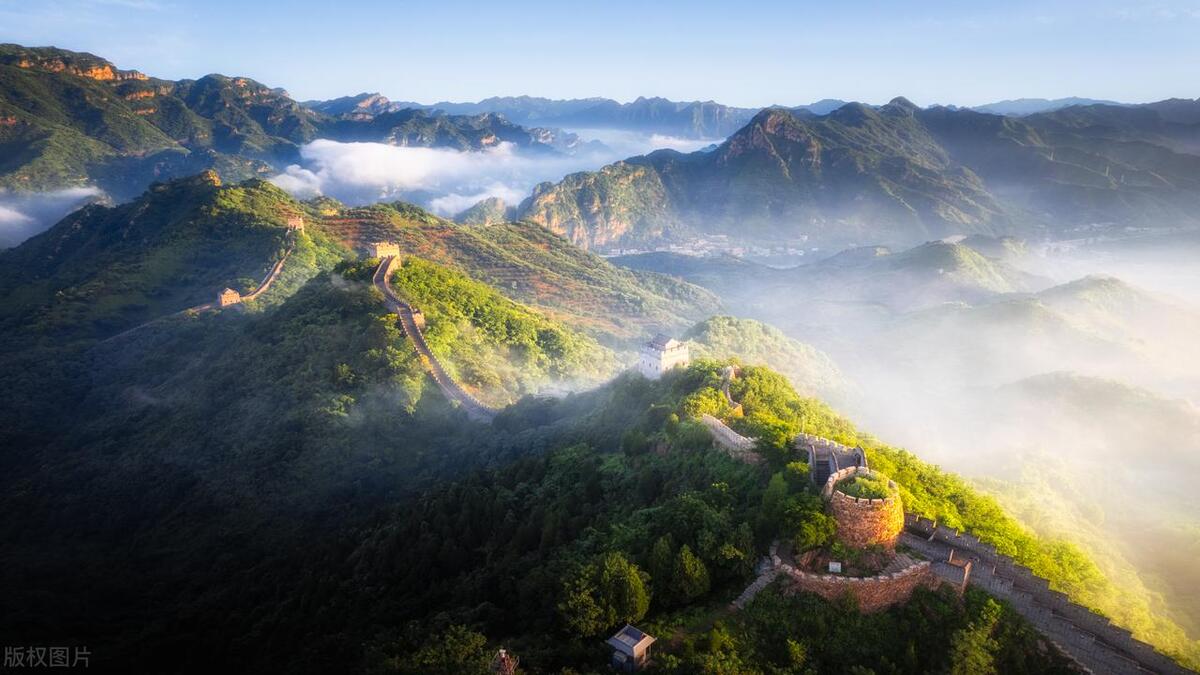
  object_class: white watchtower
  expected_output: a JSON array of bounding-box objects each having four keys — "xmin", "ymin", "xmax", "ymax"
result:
[{"xmin": 637, "ymin": 334, "xmax": 689, "ymax": 379}]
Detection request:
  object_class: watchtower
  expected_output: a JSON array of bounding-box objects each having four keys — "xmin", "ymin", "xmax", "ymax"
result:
[
  {"xmin": 369, "ymin": 241, "xmax": 400, "ymax": 258},
  {"xmin": 824, "ymin": 467, "xmax": 904, "ymax": 551},
  {"xmin": 217, "ymin": 288, "xmax": 241, "ymax": 307},
  {"xmin": 637, "ymin": 334, "xmax": 689, "ymax": 379},
  {"xmin": 285, "ymin": 216, "xmax": 304, "ymax": 232}
]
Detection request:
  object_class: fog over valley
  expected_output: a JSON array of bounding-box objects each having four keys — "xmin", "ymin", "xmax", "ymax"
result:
[
  {"xmin": 615, "ymin": 236, "xmax": 1200, "ymax": 641},
  {"xmin": 267, "ymin": 130, "xmax": 717, "ymax": 218}
]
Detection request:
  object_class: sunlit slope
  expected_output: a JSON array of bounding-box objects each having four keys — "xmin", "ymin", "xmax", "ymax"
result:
[
  {"xmin": 684, "ymin": 315, "xmax": 849, "ymax": 402},
  {"xmin": 315, "ymin": 203, "xmax": 720, "ymax": 342}
]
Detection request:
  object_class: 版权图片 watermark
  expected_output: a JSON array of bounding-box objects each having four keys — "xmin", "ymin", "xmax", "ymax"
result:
[{"xmin": 3, "ymin": 646, "xmax": 90, "ymax": 668}]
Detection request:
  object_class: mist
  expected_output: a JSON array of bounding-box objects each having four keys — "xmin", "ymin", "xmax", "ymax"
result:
[
  {"xmin": 631, "ymin": 237, "xmax": 1200, "ymax": 643},
  {"xmin": 269, "ymin": 131, "xmax": 719, "ymax": 216},
  {"xmin": 0, "ymin": 187, "xmax": 104, "ymax": 248}
]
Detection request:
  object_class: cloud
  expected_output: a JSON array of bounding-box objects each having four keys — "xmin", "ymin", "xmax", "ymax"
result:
[
  {"xmin": 0, "ymin": 187, "xmax": 104, "ymax": 248},
  {"xmin": 269, "ymin": 132, "xmax": 724, "ymax": 217},
  {"xmin": 568, "ymin": 128, "xmax": 719, "ymax": 157}
]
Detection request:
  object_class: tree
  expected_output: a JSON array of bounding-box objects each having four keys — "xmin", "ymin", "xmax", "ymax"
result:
[
  {"xmin": 399, "ymin": 625, "xmax": 491, "ymax": 675},
  {"xmin": 948, "ymin": 599, "xmax": 1002, "ymax": 675},
  {"xmin": 649, "ymin": 535, "xmax": 676, "ymax": 589},
  {"xmin": 597, "ymin": 552, "xmax": 652, "ymax": 627},
  {"xmin": 671, "ymin": 544, "xmax": 711, "ymax": 602},
  {"xmin": 559, "ymin": 553, "xmax": 651, "ymax": 637},
  {"xmin": 558, "ymin": 568, "xmax": 606, "ymax": 637}
]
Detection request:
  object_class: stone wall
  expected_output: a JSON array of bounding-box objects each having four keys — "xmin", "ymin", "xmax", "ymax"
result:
[
  {"xmin": 699, "ymin": 414, "xmax": 761, "ymax": 464},
  {"xmin": 825, "ymin": 467, "xmax": 905, "ymax": 550},
  {"xmin": 905, "ymin": 515, "xmax": 1191, "ymax": 675},
  {"xmin": 779, "ymin": 560, "xmax": 938, "ymax": 613}
]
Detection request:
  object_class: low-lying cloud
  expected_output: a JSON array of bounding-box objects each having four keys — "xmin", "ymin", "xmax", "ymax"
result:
[
  {"xmin": 566, "ymin": 128, "xmax": 720, "ymax": 157},
  {"xmin": 0, "ymin": 187, "xmax": 104, "ymax": 248},
  {"xmin": 269, "ymin": 132, "xmax": 720, "ymax": 217}
]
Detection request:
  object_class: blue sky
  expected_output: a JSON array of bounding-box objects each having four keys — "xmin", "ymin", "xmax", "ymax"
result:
[{"xmin": 1, "ymin": 0, "xmax": 1197, "ymax": 107}]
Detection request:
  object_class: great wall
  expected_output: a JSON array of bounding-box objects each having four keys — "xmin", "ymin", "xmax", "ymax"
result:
[
  {"xmin": 98, "ymin": 218, "xmax": 301, "ymax": 344},
  {"xmin": 705, "ymin": 379, "xmax": 1192, "ymax": 674},
  {"xmin": 372, "ymin": 255, "xmax": 498, "ymax": 422}
]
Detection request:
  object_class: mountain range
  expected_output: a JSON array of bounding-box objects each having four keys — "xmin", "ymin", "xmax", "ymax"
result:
[
  {"xmin": 305, "ymin": 93, "xmax": 763, "ymax": 139},
  {"xmin": 0, "ymin": 45, "xmax": 579, "ymax": 199},
  {"xmin": 519, "ymin": 97, "xmax": 1200, "ymax": 250},
  {"xmin": 6, "ymin": 44, "xmax": 1200, "ymax": 255}
]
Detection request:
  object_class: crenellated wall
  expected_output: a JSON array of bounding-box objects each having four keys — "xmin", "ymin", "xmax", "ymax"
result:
[
  {"xmin": 779, "ymin": 560, "xmax": 938, "ymax": 613},
  {"xmin": 905, "ymin": 514, "xmax": 1191, "ymax": 675}
]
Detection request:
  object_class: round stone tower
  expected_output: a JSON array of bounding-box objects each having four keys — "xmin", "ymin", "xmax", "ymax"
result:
[{"xmin": 823, "ymin": 467, "xmax": 905, "ymax": 550}]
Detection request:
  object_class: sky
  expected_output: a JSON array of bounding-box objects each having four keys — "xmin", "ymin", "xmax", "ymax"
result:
[{"xmin": 0, "ymin": 0, "xmax": 1198, "ymax": 107}]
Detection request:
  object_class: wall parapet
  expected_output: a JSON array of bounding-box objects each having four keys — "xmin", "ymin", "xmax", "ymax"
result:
[
  {"xmin": 903, "ymin": 514, "xmax": 1191, "ymax": 675},
  {"xmin": 779, "ymin": 560, "xmax": 936, "ymax": 613},
  {"xmin": 821, "ymin": 466, "xmax": 896, "ymax": 501},
  {"xmin": 699, "ymin": 414, "xmax": 761, "ymax": 464}
]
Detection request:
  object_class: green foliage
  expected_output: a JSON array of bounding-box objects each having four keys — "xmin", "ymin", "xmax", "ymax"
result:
[
  {"xmin": 388, "ymin": 257, "xmax": 617, "ymax": 403},
  {"xmin": 395, "ymin": 625, "xmax": 491, "ymax": 675},
  {"xmin": 948, "ymin": 599, "xmax": 1003, "ymax": 675},
  {"xmin": 669, "ymin": 586, "xmax": 1077, "ymax": 675},
  {"xmin": 685, "ymin": 315, "xmax": 846, "ymax": 400},
  {"xmin": 670, "ymin": 544, "xmax": 711, "ymax": 604},
  {"xmin": 837, "ymin": 474, "xmax": 892, "ymax": 500},
  {"xmin": 559, "ymin": 552, "xmax": 651, "ymax": 637}
]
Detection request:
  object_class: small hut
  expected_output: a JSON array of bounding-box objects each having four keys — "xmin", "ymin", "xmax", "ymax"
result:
[
  {"xmin": 217, "ymin": 288, "xmax": 241, "ymax": 307},
  {"xmin": 606, "ymin": 624, "xmax": 656, "ymax": 672}
]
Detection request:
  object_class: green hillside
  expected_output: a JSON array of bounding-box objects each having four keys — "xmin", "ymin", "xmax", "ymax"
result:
[
  {"xmin": 0, "ymin": 172, "xmax": 1195, "ymax": 670},
  {"xmin": 316, "ymin": 203, "xmax": 720, "ymax": 343},
  {"xmin": 0, "ymin": 172, "xmax": 337, "ymax": 340},
  {"xmin": 684, "ymin": 315, "xmax": 848, "ymax": 402},
  {"xmin": 453, "ymin": 195, "xmax": 512, "ymax": 225},
  {"xmin": 376, "ymin": 256, "xmax": 618, "ymax": 405}
]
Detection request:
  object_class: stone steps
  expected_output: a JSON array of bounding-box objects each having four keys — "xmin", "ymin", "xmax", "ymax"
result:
[{"xmin": 731, "ymin": 568, "xmax": 779, "ymax": 610}]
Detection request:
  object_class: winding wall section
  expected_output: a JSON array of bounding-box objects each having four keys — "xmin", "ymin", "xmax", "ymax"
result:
[
  {"xmin": 99, "ymin": 239, "xmax": 295, "ymax": 344},
  {"xmin": 373, "ymin": 256, "xmax": 497, "ymax": 422}
]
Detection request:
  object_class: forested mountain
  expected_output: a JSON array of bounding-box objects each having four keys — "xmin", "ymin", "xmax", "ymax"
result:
[
  {"xmin": 0, "ymin": 45, "xmax": 577, "ymax": 198},
  {"xmin": 520, "ymin": 98, "xmax": 1200, "ymax": 251},
  {"xmin": 4, "ymin": 33, "xmax": 1200, "ymax": 674}
]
